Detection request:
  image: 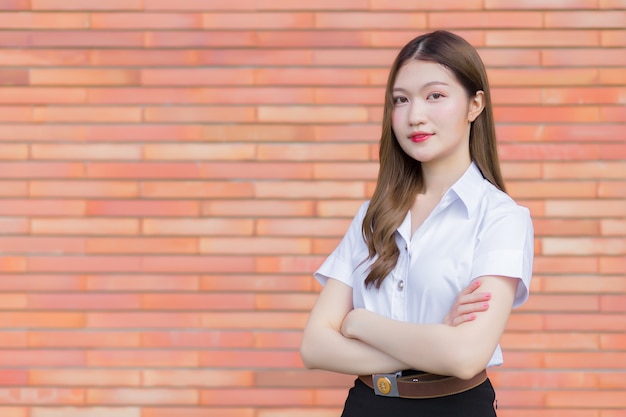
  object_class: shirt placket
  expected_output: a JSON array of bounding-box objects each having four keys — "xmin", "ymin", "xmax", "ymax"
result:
[{"xmin": 390, "ymin": 240, "xmax": 409, "ymax": 321}]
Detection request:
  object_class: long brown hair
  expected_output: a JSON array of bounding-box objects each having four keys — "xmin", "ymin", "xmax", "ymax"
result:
[{"xmin": 362, "ymin": 30, "xmax": 505, "ymax": 289}]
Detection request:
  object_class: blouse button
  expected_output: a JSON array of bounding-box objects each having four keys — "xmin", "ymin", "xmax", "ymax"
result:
[{"xmin": 397, "ymin": 280, "xmax": 404, "ymax": 291}]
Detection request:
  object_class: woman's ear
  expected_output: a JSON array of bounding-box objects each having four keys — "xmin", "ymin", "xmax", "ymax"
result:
[{"xmin": 468, "ymin": 90, "xmax": 485, "ymax": 122}]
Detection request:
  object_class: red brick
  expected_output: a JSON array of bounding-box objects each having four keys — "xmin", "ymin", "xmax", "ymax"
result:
[
  {"xmin": 203, "ymin": 87, "xmax": 313, "ymax": 104},
  {"xmin": 543, "ymin": 49, "xmax": 626, "ymax": 67},
  {"xmin": 28, "ymin": 331, "xmax": 141, "ymax": 348},
  {"xmin": 141, "ymin": 68, "xmax": 254, "ymax": 86},
  {"xmin": 86, "ymin": 163, "xmax": 205, "ymax": 179},
  {"xmin": 91, "ymin": 12, "xmax": 201, "ymax": 29},
  {"xmin": 543, "ymin": 162, "xmax": 625, "ymax": 179},
  {"xmin": 0, "ymin": 69, "xmax": 29, "ymax": 85},
  {"xmin": 142, "ymin": 181, "xmax": 253, "ymax": 198},
  {"xmin": 200, "ymin": 237, "xmax": 311, "ymax": 255},
  {"xmin": 31, "ymin": 69, "xmax": 140, "ymax": 86},
  {"xmin": 141, "ymin": 293, "xmax": 254, "ymax": 310},
  {"xmin": 0, "ymin": 312, "xmax": 84, "ymax": 328},
  {"xmin": 520, "ymin": 294, "xmax": 600, "ymax": 312},
  {"xmin": 87, "ymin": 350, "xmax": 199, "ymax": 367},
  {"xmin": 0, "ymin": 49, "xmax": 89, "ymax": 66},
  {"xmin": 201, "ymin": 312, "xmax": 308, "ymax": 330},
  {"xmin": 544, "ymin": 314, "xmax": 626, "ymax": 331},
  {"xmin": 203, "ymin": 163, "xmax": 313, "ymax": 180},
  {"xmin": 200, "ymin": 275, "xmax": 312, "ymax": 292},
  {"xmin": 142, "ymin": 218, "xmax": 253, "ymax": 236},
  {"xmin": 544, "ymin": 11, "xmax": 626, "ymax": 28},
  {"xmin": 27, "ymin": 294, "xmax": 140, "ymax": 310},
  {"xmin": 203, "ymin": 12, "xmax": 314, "ymax": 29},
  {"xmin": 316, "ymin": 12, "xmax": 426, "ymax": 29},
  {"xmin": 86, "ymin": 200, "xmax": 199, "ymax": 217},
  {"xmin": 87, "ymin": 237, "xmax": 197, "ymax": 254},
  {"xmin": 31, "ymin": 144, "xmax": 142, "ymax": 160},
  {"xmin": 86, "ymin": 388, "xmax": 197, "ymax": 405},
  {"xmin": 0, "ymin": 370, "xmax": 28, "ymax": 385},
  {"xmin": 0, "ymin": 236, "xmax": 84, "ymax": 254},
  {"xmin": 601, "ymin": 219, "xmax": 626, "ymax": 236},
  {"xmin": 199, "ymin": 48, "xmax": 312, "ymax": 66},
  {"xmin": 28, "ymin": 31, "xmax": 144, "ymax": 47},
  {"xmin": 547, "ymin": 390, "xmax": 626, "ymax": 408},
  {"xmin": 0, "ymin": 0, "xmax": 30, "ymax": 9},
  {"xmin": 545, "ymin": 200, "xmax": 625, "ymax": 217},
  {"xmin": 542, "ymin": 87, "xmax": 626, "ymax": 105},
  {"xmin": 141, "ymin": 331, "xmax": 253, "ymax": 348},
  {"xmin": 371, "ymin": 0, "xmax": 482, "ymax": 9},
  {"xmin": 31, "ymin": 407, "xmax": 141, "ymax": 417},
  {"xmin": 255, "ymin": 68, "xmax": 369, "ymax": 86},
  {"xmin": 28, "ymin": 256, "xmax": 143, "ymax": 273},
  {"xmin": 144, "ymin": 0, "xmax": 254, "ymax": 10},
  {"xmin": 0, "ymin": 106, "xmax": 32, "ymax": 122},
  {"xmin": 145, "ymin": 31, "xmax": 255, "ymax": 47},
  {"xmin": 255, "ymin": 294, "xmax": 316, "ymax": 311},
  {"xmin": 0, "ymin": 200, "xmax": 85, "ymax": 216},
  {"xmin": 494, "ymin": 68, "xmax": 600, "ymax": 86},
  {"xmin": 541, "ymin": 276, "xmax": 626, "ymax": 293},
  {"xmin": 203, "ymin": 125, "xmax": 316, "ymax": 142},
  {"xmin": 200, "ymin": 388, "xmax": 312, "ymax": 406},
  {"xmin": 143, "ymin": 143, "xmax": 255, "ymax": 160},
  {"xmin": 0, "ymin": 388, "xmax": 84, "ymax": 405},
  {"xmin": 602, "ymin": 29, "xmax": 626, "ymax": 47},
  {"xmin": 0, "ymin": 181, "xmax": 28, "ymax": 199},
  {"xmin": 499, "ymin": 144, "xmax": 600, "ymax": 161},
  {"xmin": 29, "ymin": 180, "xmax": 137, "ymax": 198},
  {"xmin": 430, "ymin": 11, "xmax": 542, "ymax": 28},
  {"xmin": 485, "ymin": 0, "xmax": 598, "ymax": 9},
  {"xmin": 31, "ymin": 218, "xmax": 139, "ymax": 235},
  {"xmin": 142, "ymin": 256, "xmax": 255, "ymax": 273},
  {"xmin": 142, "ymin": 369, "xmax": 254, "ymax": 387},
  {"xmin": 32, "ymin": 0, "xmax": 141, "ymax": 9},
  {"xmin": 257, "ymin": 31, "xmax": 369, "ymax": 47},
  {"xmin": 87, "ymin": 312, "xmax": 201, "ymax": 329},
  {"xmin": 257, "ymin": 144, "xmax": 369, "ymax": 161},
  {"xmin": 371, "ymin": 30, "xmax": 484, "ymax": 48},
  {"xmin": 86, "ymin": 275, "xmax": 199, "ymax": 291},
  {"xmin": 501, "ymin": 332, "xmax": 599, "ymax": 350},
  {"xmin": 598, "ymin": 63, "xmax": 623, "ymax": 88},
  {"xmin": 86, "ymin": 125, "xmax": 204, "ymax": 141},
  {"xmin": 91, "ymin": 50, "xmax": 198, "ymax": 67},
  {"xmin": 144, "ymin": 106, "xmax": 256, "ymax": 123},
  {"xmin": 29, "ymin": 369, "xmax": 141, "ymax": 387},
  {"xmin": 143, "ymin": 408, "xmax": 254, "ymax": 417},
  {"xmin": 258, "ymin": 0, "xmax": 367, "ymax": 9},
  {"xmin": 0, "ymin": 12, "xmax": 88, "ymax": 28},
  {"xmin": 256, "ymin": 218, "xmax": 350, "ymax": 237},
  {"xmin": 0, "ymin": 87, "xmax": 86, "ymax": 104},
  {"xmin": 0, "ymin": 333, "xmax": 27, "ymax": 348},
  {"xmin": 0, "ymin": 275, "xmax": 84, "ymax": 291},
  {"xmin": 255, "ymin": 181, "xmax": 365, "ymax": 199}
]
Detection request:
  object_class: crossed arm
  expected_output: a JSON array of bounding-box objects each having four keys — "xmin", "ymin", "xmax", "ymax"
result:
[{"xmin": 300, "ymin": 276, "xmax": 517, "ymax": 379}]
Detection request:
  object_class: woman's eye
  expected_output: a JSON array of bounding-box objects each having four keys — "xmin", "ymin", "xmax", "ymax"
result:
[
  {"xmin": 393, "ymin": 96, "xmax": 408, "ymax": 105},
  {"xmin": 427, "ymin": 93, "xmax": 443, "ymax": 100}
]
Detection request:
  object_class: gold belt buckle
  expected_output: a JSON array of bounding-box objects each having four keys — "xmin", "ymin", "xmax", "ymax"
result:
[{"xmin": 372, "ymin": 372, "xmax": 401, "ymax": 397}]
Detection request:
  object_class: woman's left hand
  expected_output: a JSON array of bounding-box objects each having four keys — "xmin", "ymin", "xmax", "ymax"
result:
[{"xmin": 443, "ymin": 280, "xmax": 491, "ymax": 327}]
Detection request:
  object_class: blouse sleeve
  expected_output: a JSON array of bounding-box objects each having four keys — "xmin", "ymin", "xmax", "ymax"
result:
[
  {"xmin": 313, "ymin": 201, "xmax": 370, "ymax": 288},
  {"xmin": 470, "ymin": 204, "xmax": 534, "ymax": 308}
]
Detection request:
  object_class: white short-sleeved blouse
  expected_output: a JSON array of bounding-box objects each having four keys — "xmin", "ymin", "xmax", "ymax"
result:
[{"xmin": 314, "ymin": 162, "xmax": 534, "ymax": 368}]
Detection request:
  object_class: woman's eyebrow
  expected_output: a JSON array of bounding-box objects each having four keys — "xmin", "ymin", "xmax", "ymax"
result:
[{"xmin": 392, "ymin": 81, "xmax": 449, "ymax": 92}]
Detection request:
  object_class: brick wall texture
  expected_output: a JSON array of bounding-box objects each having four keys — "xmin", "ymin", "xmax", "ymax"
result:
[{"xmin": 0, "ymin": 0, "xmax": 624, "ymax": 416}]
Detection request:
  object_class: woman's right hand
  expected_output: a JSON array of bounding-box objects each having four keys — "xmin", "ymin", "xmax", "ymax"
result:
[{"xmin": 443, "ymin": 280, "xmax": 491, "ymax": 326}]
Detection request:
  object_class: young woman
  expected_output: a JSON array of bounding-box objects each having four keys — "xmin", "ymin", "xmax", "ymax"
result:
[{"xmin": 300, "ymin": 30, "xmax": 534, "ymax": 416}]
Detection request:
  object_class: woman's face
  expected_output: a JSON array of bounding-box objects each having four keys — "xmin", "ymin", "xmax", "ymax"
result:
[{"xmin": 391, "ymin": 59, "xmax": 484, "ymax": 170}]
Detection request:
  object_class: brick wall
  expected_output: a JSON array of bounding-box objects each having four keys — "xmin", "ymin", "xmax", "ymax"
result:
[{"xmin": 0, "ymin": 1, "xmax": 624, "ymax": 416}]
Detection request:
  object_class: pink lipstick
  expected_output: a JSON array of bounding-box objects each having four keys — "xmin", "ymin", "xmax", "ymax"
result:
[{"xmin": 409, "ymin": 132, "xmax": 433, "ymax": 143}]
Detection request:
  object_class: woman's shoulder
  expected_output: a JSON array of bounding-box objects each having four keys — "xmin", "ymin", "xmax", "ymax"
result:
[{"xmin": 480, "ymin": 180, "xmax": 531, "ymax": 221}]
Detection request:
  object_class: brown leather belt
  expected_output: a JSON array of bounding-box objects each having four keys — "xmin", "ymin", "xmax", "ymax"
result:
[{"xmin": 358, "ymin": 369, "xmax": 487, "ymax": 399}]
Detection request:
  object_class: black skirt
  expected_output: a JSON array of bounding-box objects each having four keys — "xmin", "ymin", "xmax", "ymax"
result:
[{"xmin": 341, "ymin": 377, "xmax": 497, "ymax": 417}]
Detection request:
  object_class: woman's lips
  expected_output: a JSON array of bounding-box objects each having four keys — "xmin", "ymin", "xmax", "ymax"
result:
[{"xmin": 410, "ymin": 133, "xmax": 433, "ymax": 143}]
